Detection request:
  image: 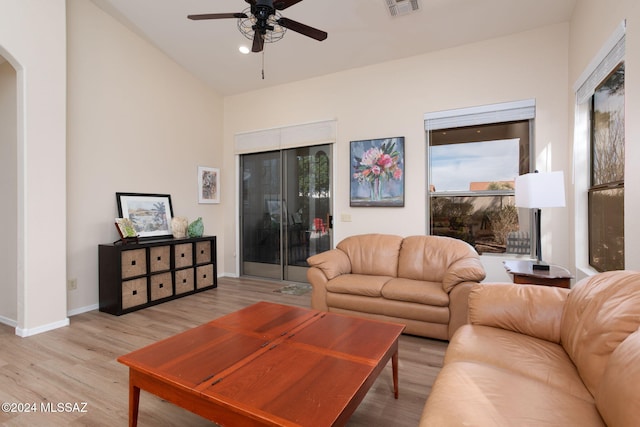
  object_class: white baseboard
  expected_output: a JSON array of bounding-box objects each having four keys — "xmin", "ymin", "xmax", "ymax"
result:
[
  {"xmin": 15, "ymin": 317, "xmax": 70, "ymax": 337},
  {"xmin": 220, "ymin": 272, "xmax": 238, "ymax": 278},
  {"xmin": 67, "ymin": 303, "xmax": 99, "ymax": 317},
  {"xmin": 0, "ymin": 315, "xmax": 17, "ymax": 328},
  {"xmin": 66, "ymin": 280, "xmax": 232, "ymax": 319}
]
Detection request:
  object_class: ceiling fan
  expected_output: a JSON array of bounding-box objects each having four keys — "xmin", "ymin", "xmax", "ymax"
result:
[{"xmin": 188, "ymin": 0, "xmax": 328, "ymax": 53}]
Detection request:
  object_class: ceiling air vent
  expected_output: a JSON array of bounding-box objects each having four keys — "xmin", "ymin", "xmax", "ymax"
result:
[{"xmin": 385, "ymin": 0, "xmax": 420, "ymax": 17}]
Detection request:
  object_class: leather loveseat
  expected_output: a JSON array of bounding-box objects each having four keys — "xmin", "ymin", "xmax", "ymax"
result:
[
  {"xmin": 420, "ymin": 270, "xmax": 640, "ymax": 426},
  {"xmin": 306, "ymin": 233, "xmax": 486, "ymax": 340}
]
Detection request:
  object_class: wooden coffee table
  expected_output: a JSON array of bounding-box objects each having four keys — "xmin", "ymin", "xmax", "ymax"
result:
[{"xmin": 118, "ymin": 302, "xmax": 405, "ymax": 426}]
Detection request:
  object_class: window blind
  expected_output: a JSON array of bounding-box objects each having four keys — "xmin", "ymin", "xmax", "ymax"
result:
[
  {"xmin": 234, "ymin": 120, "xmax": 337, "ymax": 154},
  {"xmin": 424, "ymin": 99, "xmax": 535, "ymax": 131},
  {"xmin": 574, "ymin": 20, "xmax": 626, "ymax": 105}
]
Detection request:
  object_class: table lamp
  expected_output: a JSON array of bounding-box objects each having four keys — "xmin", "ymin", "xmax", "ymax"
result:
[{"xmin": 515, "ymin": 170, "xmax": 566, "ymax": 270}]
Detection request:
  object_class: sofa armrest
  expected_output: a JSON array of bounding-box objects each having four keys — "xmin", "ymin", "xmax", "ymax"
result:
[
  {"xmin": 448, "ymin": 282, "xmax": 475, "ymax": 340},
  {"xmin": 442, "ymin": 257, "xmax": 486, "ymax": 293},
  {"xmin": 468, "ymin": 283, "xmax": 569, "ymax": 343},
  {"xmin": 306, "ymin": 249, "xmax": 351, "ymax": 280},
  {"xmin": 307, "ymin": 267, "xmax": 330, "ymax": 311},
  {"xmin": 306, "ymin": 249, "xmax": 351, "ymax": 312}
]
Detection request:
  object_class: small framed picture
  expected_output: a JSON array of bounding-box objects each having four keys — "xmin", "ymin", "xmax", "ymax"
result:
[
  {"xmin": 116, "ymin": 192, "xmax": 173, "ymax": 239},
  {"xmin": 198, "ymin": 166, "xmax": 220, "ymax": 204},
  {"xmin": 115, "ymin": 218, "xmax": 138, "ymax": 239}
]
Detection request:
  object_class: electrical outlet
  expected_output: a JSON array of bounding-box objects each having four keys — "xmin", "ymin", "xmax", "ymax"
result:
[{"xmin": 68, "ymin": 278, "xmax": 78, "ymax": 291}]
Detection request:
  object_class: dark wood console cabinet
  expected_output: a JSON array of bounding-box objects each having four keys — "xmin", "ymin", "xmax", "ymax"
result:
[{"xmin": 99, "ymin": 236, "xmax": 217, "ymax": 315}]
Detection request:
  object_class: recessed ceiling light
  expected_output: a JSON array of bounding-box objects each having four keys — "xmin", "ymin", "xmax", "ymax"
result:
[
  {"xmin": 239, "ymin": 45, "xmax": 250, "ymax": 54},
  {"xmin": 385, "ymin": 0, "xmax": 420, "ymax": 17}
]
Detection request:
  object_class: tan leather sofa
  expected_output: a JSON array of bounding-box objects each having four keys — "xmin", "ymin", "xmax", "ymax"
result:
[
  {"xmin": 420, "ymin": 270, "xmax": 640, "ymax": 427},
  {"xmin": 306, "ymin": 234, "xmax": 486, "ymax": 340}
]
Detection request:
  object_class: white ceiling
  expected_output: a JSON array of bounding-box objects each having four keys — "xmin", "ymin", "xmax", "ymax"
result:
[{"xmin": 89, "ymin": 0, "xmax": 577, "ymax": 96}]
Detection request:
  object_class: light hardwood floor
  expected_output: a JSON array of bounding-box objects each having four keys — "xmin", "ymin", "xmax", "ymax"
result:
[{"xmin": 0, "ymin": 277, "xmax": 447, "ymax": 426}]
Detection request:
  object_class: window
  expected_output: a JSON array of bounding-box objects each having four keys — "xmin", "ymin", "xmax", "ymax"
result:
[
  {"xmin": 574, "ymin": 21, "xmax": 625, "ymax": 273},
  {"xmin": 588, "ymin": 63, "xmax": 625, "ymax": 271},
  {"xmin": 427, "ymin": 120, "xmax": 531, "ymax": 254}
]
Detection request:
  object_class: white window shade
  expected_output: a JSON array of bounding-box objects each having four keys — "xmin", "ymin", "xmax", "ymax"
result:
[
  {"xmin": 574, "ymin": 20, "xmax": 626, "ymax": 105},
  {"xmin": 424, "ymin": 99, "xmax": 535, "ymax": 131},
  {"xmin": 234, "ymin": 120, "xmax": 337, "ymax": 154},
  {"xmin": 234, "ymin": 128, "xmax": 280, "ymax": 154}
]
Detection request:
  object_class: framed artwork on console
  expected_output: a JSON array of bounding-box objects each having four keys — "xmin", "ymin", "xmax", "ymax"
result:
[
  {"xmin": 350, "ymin": 136, "xmax": 405, "ymax": 207},
  {"xmin": 116, "ymin": 192, "xmax": 173, "ymax": 239}
]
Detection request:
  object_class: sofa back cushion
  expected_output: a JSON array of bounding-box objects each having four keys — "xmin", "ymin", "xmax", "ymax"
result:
[
  {"xmin": 337, "ymin": 234, "xmax": 402, "ymax": 277},
  {"xmin": 398, "ymin": 235, "xmax": 482, "ymax": 285},
  {"xmin": 560, "ymin": 270, "xmax": 640, "ymax": 396}
]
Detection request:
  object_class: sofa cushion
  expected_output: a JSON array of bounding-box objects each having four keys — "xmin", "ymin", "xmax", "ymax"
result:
[
  {"xmin": 337, "ymin": 234, "xmax": 402, "ymax": 277},
  {"xmin": 325, "ymin": 274, "xmax": 392, "ymax": 297},
  {"xmin": 561, "ymin": 270, "xmax": 640, "ymax": 396},
  {"xmin": 398, "ymin": 236, "xmax": 484, "ymax": 291},
  {"xmin": 420, "ymin": 361, "xmax": 606, "ymax": 427},
  {"xmin": 326, "ymin": 293, "xmax": 449, "ymax": 324},
  {"xmin": 448, "ymin": 325, "xmax": 593, "ymax": 401},
  {"xmin": 381, "ymin": 278, "xmax": 448, "ymax": 306}
]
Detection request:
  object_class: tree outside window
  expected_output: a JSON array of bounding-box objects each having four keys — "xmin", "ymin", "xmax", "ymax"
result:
[
  {"xmin": 428, "ymin": 121, "xmax": 531, "ymax": 254},
  {"xmin": 589, "ymin": 62, "xmax": 625, "ymax": 271}
]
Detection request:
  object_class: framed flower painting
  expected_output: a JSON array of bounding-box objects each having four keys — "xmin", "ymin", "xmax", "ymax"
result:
[{"xmin": 350, "ymin": 137, "xmax": 405, "ymax": 207}]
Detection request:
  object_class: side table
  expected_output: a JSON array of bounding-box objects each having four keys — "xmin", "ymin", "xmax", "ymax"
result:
[{"xmin": 503, "ymin": 260, "xmax": 572, "ymax": 289}]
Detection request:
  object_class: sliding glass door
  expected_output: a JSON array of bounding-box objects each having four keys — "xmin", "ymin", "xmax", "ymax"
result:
[{"xmin": 240, "ymin": 145, "xmax": 332, "ymax": 282}]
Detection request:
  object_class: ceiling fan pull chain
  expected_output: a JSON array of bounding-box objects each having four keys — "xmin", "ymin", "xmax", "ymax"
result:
[{"xmin": 262, "ymin": 49, "xmax": 265, "ymax": 80}]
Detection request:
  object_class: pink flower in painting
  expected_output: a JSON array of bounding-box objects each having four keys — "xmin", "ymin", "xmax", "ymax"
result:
[
  {"xmin": 361, "ymin": 147, "xmax": 382, "ymax": 166},
  {"xmin": 352, "ymin": 139, "xmax": 403, "ymax": 188},
  {"xmin": 377, "ymin": 154, "xmax": 393, "ymax": 169}
]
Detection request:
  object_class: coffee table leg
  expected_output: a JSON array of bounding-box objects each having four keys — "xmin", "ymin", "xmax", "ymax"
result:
[
  {"xmin": 392, "ymin": 350, "xmax": 399, "ymax": 399},
  {"xmin": 129, "ymin": 375, "xmax": 140, "ymax": 427}
]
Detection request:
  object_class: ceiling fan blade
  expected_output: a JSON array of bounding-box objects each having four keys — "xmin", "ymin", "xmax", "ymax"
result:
[
  {"xmin": 277, "ymin": 17, "xmax": 327, "ymax": 41},
  {"xmin": 274, "ymin": 0, "xmax": 304, "ymax": 10},
  {"xmin": 187, "ymin": 13, "xmax": 247, "ymax": 20},
  {"xmin": 252, "ymin": 32, "xmax": 264, "ymax": 52}
]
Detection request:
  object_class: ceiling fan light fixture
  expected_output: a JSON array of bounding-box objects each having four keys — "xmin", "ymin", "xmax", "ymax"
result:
[
  {"xmin": 237, "ymin": 8, "xmax": 287, "ymax": 44},
  {"xmin": 188, "ymin": 0, "xmax": 327, "ymax": 57},
  {"xmin": 239, "ymin": 45, "xmax": 251, "ymax": 54}
]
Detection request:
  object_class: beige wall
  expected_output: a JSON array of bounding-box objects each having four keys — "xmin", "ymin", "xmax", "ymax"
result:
[
  {"xmin": 4, "ymin": 1, "xmax": 637, "ymax": 330},
  {"xmin": 0, "ymin": 60, "xmax": 17, "ymax": 323},
  {"xmin": 223, "ymin": 23, "xmax": 571, "ymax": 281},
  {"xmin": 65, "ymin": 0, "xmax": 225, "ymax": 314},
  {"xmin": 569, "ymin": 0, "xmax": 640, "ymax": 277},
  {"xmin": 0, "ymin": 0, "xmax": 68, "ymax": 335}
]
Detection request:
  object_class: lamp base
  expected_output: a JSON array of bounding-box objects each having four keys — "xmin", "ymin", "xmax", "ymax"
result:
[{"xmin": 532, "ymin": 261, "xmax": 550, "ymax": 271}]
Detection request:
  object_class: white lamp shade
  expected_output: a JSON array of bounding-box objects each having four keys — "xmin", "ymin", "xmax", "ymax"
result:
[{"xmin": 515, "ymin": 171, "xmax": 566, "ymax": 208}]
